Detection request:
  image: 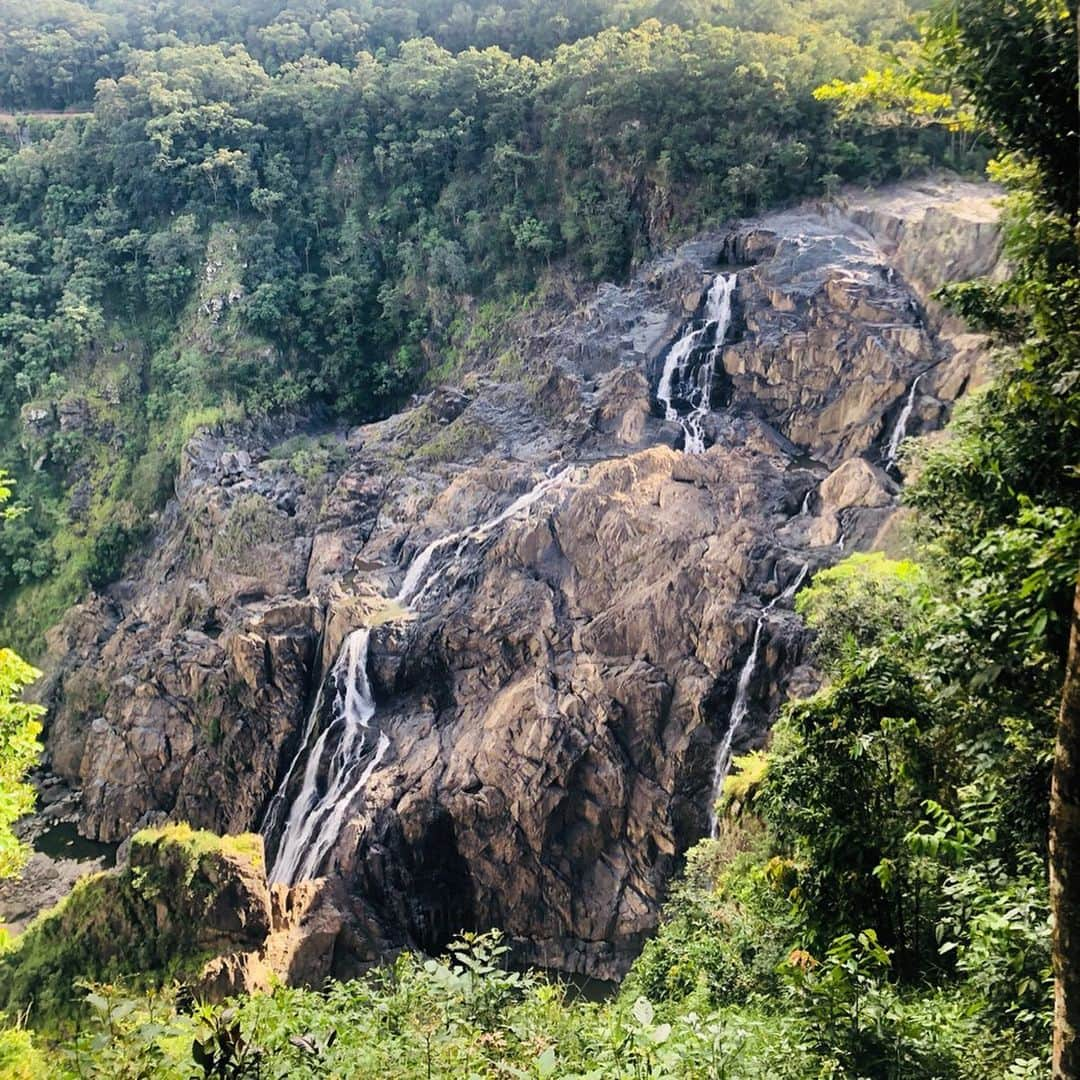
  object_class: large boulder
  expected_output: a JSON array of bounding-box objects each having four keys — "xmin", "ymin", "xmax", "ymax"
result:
[{"xmin": 806, "ymin": 459, "xmax": 898, "ymax": 547}]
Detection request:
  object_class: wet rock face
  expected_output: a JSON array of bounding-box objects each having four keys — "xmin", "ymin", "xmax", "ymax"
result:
[
  {"xmin": 345, "ymin": 447, "xmax": 812, "ymax": 974},
  {"xmin": 723, "ymin": 233, "xmax": 932, "ymax": 466},
  {"xmin": 40, "ymin": 176, "xmax": 1002, "ymax": 979},
  {"xmin": 716, "ymin": 183, "xmax": 1002, "ymax": 467}
]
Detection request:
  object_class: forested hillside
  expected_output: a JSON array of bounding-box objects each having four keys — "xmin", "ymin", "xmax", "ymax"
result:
[
  {"xmin": 0, "ymin": 0, "xmax": 956, "ymax": 652},
  {"xmin": 1, "ymin": 0, "xmax": 925, "ymax": 107}
]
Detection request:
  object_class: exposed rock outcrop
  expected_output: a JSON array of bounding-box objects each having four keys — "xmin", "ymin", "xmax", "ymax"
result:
[
  {"xmin": 800, "ymin": 459, "xmax": 898, "ymax": 548},
  {"xmin": 0, "ymin": 827, "xmax": 274, "ymax": 1020},
  {"xmin": 37, "ymin": 175, "xmax": 1004, "ymax": 980},
  {"xmin": 197, "ymin": 878, "xmax": 359, "ymax": 999},
  {"xmin": 839, "ymin": 180, "xmax": 1006, "ymax": 315}
]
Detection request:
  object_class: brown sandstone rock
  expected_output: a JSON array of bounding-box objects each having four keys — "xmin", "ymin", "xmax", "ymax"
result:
[{"xmin": 806, "ymin": 459, "xmax": 898, "ymax": 547}]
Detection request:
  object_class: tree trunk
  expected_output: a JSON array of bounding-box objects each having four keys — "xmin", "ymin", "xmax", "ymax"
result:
[
  {"xmin": 1058, "ymin": 21, "xmax": 1080, "ymax": 1073},
  {"xmin": 1052, "ymin": 576, "xmax": 1080, "ymax": 1078}
]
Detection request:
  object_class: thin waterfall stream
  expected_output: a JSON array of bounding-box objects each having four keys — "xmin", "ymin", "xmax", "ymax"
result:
[
  {"xmin": 264, "ymin": 267, "xmax": 825, "ymax": 881},
  {"xmin": 263, "ymin": 468, "xmax": 573, "ymax": 885},
  {"xmin": 884, "ymin": 373, "xmax": 923, "ymax": 468},
  {"xmin": 707, "ymin": 563, "xmax": 809, "ymax": 837}
]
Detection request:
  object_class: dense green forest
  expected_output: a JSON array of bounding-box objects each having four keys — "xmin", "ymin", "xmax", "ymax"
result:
[
  {"xmin": 0, "ymin": 0, "xmax": 956, "ymax": 653},
  {"xmin": 0, "ymin": 0, "xmax": 926, "ymax": 107},
  {"xmin": 1, "ymin": 0, "xmax": 1079, "ymax": 1077}
]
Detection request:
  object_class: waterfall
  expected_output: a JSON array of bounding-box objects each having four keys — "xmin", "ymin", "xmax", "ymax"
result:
[
  {"xmin": 707, "ymin": 618, "xmax": 765, "ymax": 837},
  {"xmin": 263, "ymin": 467, "xmax": 572, "ymax": 885},
  {"xmin": 707, "ymin": 563, "xmax": 809, "ymax": 837},
  {"xmin": 800, "ymin": 489, "xmax": 813, "ymax": 517},
  {"xmin": 656, "ymin": 326, "xmax": 708, "ymax": 423},
  {"xmin": 269, "ymin": 629, "xmax": 387, "ymax": 884},
  {"xmin": 395, "ymin": 467, "xmax": 571, "ymax": 608},
  {"xmin": 778, "ymin": 562, "xmax": 811, "ymax": 605},
  {"xmin": 656, "ymin": 273, "xmax": 737, "ymax": 454},
  {"xmin": 259, "ymin": 636, "xmax": 331, "ymax": 850},
  {"xmin": 885, "ymin": 373, "xmax": 924, "ymax": 467}
]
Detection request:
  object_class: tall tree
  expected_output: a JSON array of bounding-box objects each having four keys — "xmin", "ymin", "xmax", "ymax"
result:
[
  {"xmin": 1055, "ymin": 587, "xmax": 1080, "ymax": 1075},
  {"xmin": 926, "ymin": 2, "xmax": 1080, "ymax": 1072},
  {"xmin": 1063, "ymin": 16, "xmax": 1080, "ymax": 1071}
]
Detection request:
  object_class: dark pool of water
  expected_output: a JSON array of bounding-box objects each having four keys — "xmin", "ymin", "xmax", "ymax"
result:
[
  {"xmin": 35, "ymin": 821, "xmax": 117, "ymax": 867},
  {"xmin": 563, "ymin": 973, "xmax": 619, "ymax": 1003},
  {"xmin": 534, "ymin": 968, "xmax": 618, "ymax": 1003}
]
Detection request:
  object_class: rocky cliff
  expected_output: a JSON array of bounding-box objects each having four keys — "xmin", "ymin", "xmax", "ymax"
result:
[
  {"xmin": 35, "ymin": 176, "xmax": 1003, "ymax": 979},
  {"xmin": 0, "ymin": 826, "xmax": 270, "ymax": 1021}
]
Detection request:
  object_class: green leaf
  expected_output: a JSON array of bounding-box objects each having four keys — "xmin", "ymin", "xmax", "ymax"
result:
[
  {"xmin": 631, "ymin": 997, "xmax": 654, "ymax": 1027},
  {"xmin": 536, "ymin": 1046, "xmax": 557, "ymax": 1077}
]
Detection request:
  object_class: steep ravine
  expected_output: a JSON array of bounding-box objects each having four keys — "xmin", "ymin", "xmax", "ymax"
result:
[{"xmin": 28, "ymin": 176, "xmax": 1003, "ymax": 982}]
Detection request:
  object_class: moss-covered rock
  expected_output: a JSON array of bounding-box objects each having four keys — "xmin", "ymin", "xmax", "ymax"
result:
[{"xmin": 0, "ymin": 824, "xmax": 269, "ymax": 1027}]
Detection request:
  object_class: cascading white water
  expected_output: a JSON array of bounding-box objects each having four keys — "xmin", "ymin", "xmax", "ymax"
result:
[
  {"xmin": 782, "ymin": 563, "xmax": 811, "ymax": 603},
  {"xmin": 260, "ymin": 622, "xmax": 331, "ymax": 849},
  {"xmin": 656, "ymin": 273, "xmax": 737, "ymax": 454},
  {"xmin": 885, "ymin": 373, "xmax": 924, "ymax": 467},
  {"xmin": 707, "ymin": 618, "xmax": 765, "ymax": 837},
  {"xmin": 269, "ymin": 628, "xmax": 387, "ymax": 884},
  {"xmin": 264, "ymin": 467, "xmax": 573, "ymax": 885},
  {"xmin": 707, "ymin": 563, "xmax": 809, "ymax": 837},
  {"xmin": 656, "ymin": 327, "xmax": 706, "ymax": 423},
  {"xmin": 396, "ymin": 467, "xmax": 571, "ymax": 608}
]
